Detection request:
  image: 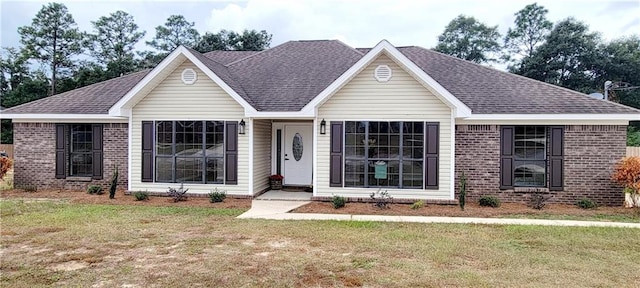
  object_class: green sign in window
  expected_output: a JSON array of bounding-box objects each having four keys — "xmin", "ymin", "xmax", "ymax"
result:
[{"xmin": 374, "ymin": 161, "xmax": 387, "ymax": 179}]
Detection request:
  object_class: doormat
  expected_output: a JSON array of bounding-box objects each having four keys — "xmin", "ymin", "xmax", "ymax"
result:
[{"xmin": 282, "ymin": 187, "xmax": 313, "ymax": 192}]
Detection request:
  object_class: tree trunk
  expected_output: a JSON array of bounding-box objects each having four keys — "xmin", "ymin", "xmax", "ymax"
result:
[{"xmin": 51, "ymin": 30, "xmax": 57, "ymax": 96}]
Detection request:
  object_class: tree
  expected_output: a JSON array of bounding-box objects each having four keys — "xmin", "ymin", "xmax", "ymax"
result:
[
  {"xmin": 232, "ymin": 29, "xmax": 272, "ymax": 51},
  {"xmin": 503, "ymin": 3, "xmax": 553, "ymax": 65},
  {"xmin": 0, "ymin": 47, "xmax": 30, "ymax": 96},
  {"xmin": 87, "ymin": 10, "xmax": 145, "ymax": 77},
  {"xmin": 146, "ymin": 15, "xmax": 200, "ymax": 53},
  {"xmin": 434, "ymin": 15, "xmax": 501, "ymax": 64},
  {"xmin": 593, "ymin": 36, "xmax": 640, "ymax": 108},
  {"xmin": 513, "ymin": 18, "xmax": 600, "ymax": 92},
  {"xmin": 195, "ymin": 29, "xmax": 272, "ymax": 53},
  {"xmin": 18, "ymin": 2, "xmax": 83, "ymax": 96}
]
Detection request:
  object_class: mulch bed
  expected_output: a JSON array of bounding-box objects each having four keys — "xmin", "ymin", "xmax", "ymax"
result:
[
  {"xmin": 0, "ymin": 189, "xmax": 252, "ymax": 209},
  {"xmin": 293, "ymin": 200, "xmax": 640, "ymax": 218},
  {"xmin": 2, "ymin": 188, "xmax": 639, "ymax": 219}
]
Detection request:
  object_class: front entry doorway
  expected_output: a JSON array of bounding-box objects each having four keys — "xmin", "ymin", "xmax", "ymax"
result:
[{"xmin": 282, "ymin": 124, "xmax": 313, "ymax": 186}]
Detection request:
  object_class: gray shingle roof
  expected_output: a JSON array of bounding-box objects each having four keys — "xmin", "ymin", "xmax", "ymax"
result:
[
  {"xmin": 224, "ymin": 40, "xmax": 363, "ymax": 111},
  {"xmin": 3, "ymin": 70, "xmax": 149, "ymax": 114},
  {"xmin": 3, "ymin": 40, "xmax": 638, "ymax": 115},
  {"xmin": 203, "ymin": 50, "xmax": 259, "ymax": 65},
  {"xmin": 399, "ymin": 46, "xmax": 638, "ymax": 114}
]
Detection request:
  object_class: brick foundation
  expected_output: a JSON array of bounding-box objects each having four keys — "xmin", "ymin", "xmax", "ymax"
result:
[
  {"xmin": 455, "ymin": 125, "xmax": 626, "ymax": 206},
  {"xmin": 13, "ymin": 122, "xmax": 128, "ymax": 191}
]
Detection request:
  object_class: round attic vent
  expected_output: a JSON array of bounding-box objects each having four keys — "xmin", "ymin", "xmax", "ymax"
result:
[
  {"xmin": 181, "ymin": 68, "xmax": 197, "ymax": 85},
  {"xmin": 374, "ymin": 65, "xmax": 392, "ymax": 82}
]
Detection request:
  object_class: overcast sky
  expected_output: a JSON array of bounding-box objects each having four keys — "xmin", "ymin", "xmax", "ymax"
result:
[{"xmin": 1, "ymin": 0, "xmax": 639, "ymax": 53}]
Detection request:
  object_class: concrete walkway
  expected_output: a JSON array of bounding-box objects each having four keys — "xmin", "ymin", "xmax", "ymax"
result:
[{"xmin": 237, "ymin": 200, "xmax": 640, "ymax": 228}]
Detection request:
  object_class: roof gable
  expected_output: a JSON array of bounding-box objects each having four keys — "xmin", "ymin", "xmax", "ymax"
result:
[
  {"xmin": 109, "ymin": 46, "xmax": 257, "ymax": 117},
  {"xmin": 302, "ymin": 40, "xmax": 472, "ymax": 117}
]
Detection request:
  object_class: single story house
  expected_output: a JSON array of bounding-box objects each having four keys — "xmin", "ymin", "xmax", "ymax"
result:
[{"xmin": 3, "ymin": 40, "xmax": 639, "ymax": 205}]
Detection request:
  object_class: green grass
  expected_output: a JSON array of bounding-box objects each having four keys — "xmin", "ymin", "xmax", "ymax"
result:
[
  {"xmin": 1, "ymin": 200, "xmax": 639, "ymax": 287},
  {"xmin": 501, "ymin": 213, "xmax": 640, "ymax": 223}
]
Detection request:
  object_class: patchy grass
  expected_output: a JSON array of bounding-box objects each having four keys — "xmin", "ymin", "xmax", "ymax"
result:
[{"xmin": 1, "ymin": 200, "xmax": 639, "ymax": 287}]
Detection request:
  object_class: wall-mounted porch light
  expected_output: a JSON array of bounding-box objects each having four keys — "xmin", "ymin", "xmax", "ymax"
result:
[
  {"xmin": 320, "ymin": 119, "xmax": 326, "ymax": 135},
  {"xmin": 239, "ymin": 119, "xmax": 246, "ymax": 134}
]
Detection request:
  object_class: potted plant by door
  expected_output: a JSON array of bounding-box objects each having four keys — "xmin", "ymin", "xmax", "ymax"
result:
[{"xmin": 269, "ymin": 174, "xmax": 284, "ymax": 190}]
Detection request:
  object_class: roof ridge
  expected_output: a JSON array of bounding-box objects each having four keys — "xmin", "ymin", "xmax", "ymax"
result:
[
  {"xmin": 404, "ymin": 46, "xmax": 639, "ymax": 112},
  {"xmin": 225, "ymin": 41, "xmax": 294, "ymax": 66},
  {"xmin": 333, "ymin": 39, "xmax": 364, "ymax": 56},
  {"xmin": 2, "ymin": 69, "xmax": 151, "ymax": 113}
]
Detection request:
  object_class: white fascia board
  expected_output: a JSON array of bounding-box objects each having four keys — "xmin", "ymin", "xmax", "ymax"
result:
[
  {"xmin": 465, "ymin": 114, "xmax": 640, "ymax": 121},
  {"xmin": 3, "ymin": 113, "xmax": 128, "ymax": 123},
  {"xmin": 300, "ymin": 40, "xmax": 472, "ymax": 117},
  {"xmin": 245, "ymin": 110, "xmax": 315, "ymax": 119},
  {"xmin": 109, "ymin": 46, "xmax": 257, "ymax": 117}
]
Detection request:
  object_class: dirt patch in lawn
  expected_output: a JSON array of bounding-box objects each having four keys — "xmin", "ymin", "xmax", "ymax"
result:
[
  {"xmin": 293, "ymin": 201, "xmax": 640, "ymax": 220},
  {"xmin": 0, "ymin": 189, "xmax": 251, "ymax": 209}
]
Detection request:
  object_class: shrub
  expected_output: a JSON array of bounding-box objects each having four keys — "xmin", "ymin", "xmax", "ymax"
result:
[
  {"xmin": 478, "ymin": 196, "xmax": 500, "ymax": 208},
  {"xmin": 109, "ymin": 166, "xmax": 118, "ymax": 199},
  {"xmin": 0, "ymin": 157, "xmax": 13, "ymax": 180},
  {"xmin": 208, "ymin": 188, "xmax": 227, "ymax": 203},
  {"xmin": 167, "ymin": 183, "xmax": 188, "ymax": 202},
  {"xmin": 529, "ymin": 193, "xmax": 550, "ymax": 210},
  {"xmin": 611, "ymin": 156, "xmax": 640, "ymax": 193},
  {"xmin": 370, "ymin": 188, "xmax": 393, "ymax": 209},
  {"xmin": 133, "ymin": 191, "xmax": 149, "ymax": 201},
  {"xmin": 20, "ymin": 184, "xmax": 37, "ymax": 192},
  {"xmin": 410, "ymin": 200, "xmax": 424, "ymax": 210},
  {"xmin": 576, "ymin": 198, "xmax": 597, "ymax": 209},
  {"xmin": 331, "ymin": 195, "xmax": 346, "ymax": 209},
  {"xmin": 459, "ymin": 172, "xmax": 467, "ymax": 211},
  {"xmin": 87, "ymin": 185, "xmax": 103, "ymax": 195}
]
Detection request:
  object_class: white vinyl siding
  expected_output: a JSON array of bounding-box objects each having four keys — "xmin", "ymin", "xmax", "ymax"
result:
[
  {"xmin": 317, "ymin": 54, "xmax": 453, "ymax": 199},
  {"xmin": 130, "ymin": 61, "xmax": 250, "ymax": 195},
  {"xmin": 252, "ymin": 119, "xmax": 272, "ymax": 194}
]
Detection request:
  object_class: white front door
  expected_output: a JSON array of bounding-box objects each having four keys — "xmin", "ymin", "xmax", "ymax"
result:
[{"xmin": 283, "ymin": 124, "xmax": 313, "ymax": 185}]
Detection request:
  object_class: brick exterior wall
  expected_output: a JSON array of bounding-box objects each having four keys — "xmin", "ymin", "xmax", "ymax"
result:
[
  {"xmin": 455, "ymin": 125, "xmax": 627, "ymax": 206},
  {"xmin": 13, "ymin": 122, "xmax": 128, "ymax": 191}
]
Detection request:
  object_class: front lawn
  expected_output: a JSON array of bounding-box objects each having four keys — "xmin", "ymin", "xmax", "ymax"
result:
[{"xmin": 1, "ymin": 200, "xmax": 639, "ymax": 287}]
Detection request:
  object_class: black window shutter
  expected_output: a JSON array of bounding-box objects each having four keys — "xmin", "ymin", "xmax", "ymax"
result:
[
  {"xmin": 549, "ymin": 126, "xmax": 564, "ymax": 191},
  {"xmin": 425, "ymin": 122, "xmax": 439, "ymax": 189},
  {"xmin": 225, "ymin": 121, "xmax": 238, "ymax": 185},
  {"xmin": 91, "ymin": 124, "xmax": 103, "ymax": 179},
  {"xmin": 55, "ymin": 124, "xmax": 66, "ymax": 179},
  {"xmin": 141, "ymin": 121, "xmax": 154, "ymax": 182},
  {"xmin": 329, "ymin": 122, "xmax": 343, "ymax": 187},
  {"xmin": 500, "ymin": 126, "xmax": 515, "ymax": 189}
]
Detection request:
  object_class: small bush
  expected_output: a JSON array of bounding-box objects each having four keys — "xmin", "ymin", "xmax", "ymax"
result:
[
  {"xmin": 208, "ymin": 188, "xmax": 227, "ymax": 203},
  {"xmin": 459, "ymin": 172, "xmax": 467, "ymax": 211},
  {"xmin": 529, "ymin": 193, "xmax": 550, "ymax": 210},
  {"xmin": 109, "ymin": 166, "xmax": 118, "ymax": 199},
  {"xmin": 410, "ymin": 200, "xmax": 425, "ymax": 210},
  {"xmin": 167, "ymin": 183, "xmax": 188, "ymax": 202},
  {"xmin": 133, "ymin": 191, "xmax": 149, "ymax": 201},
  {"xmin": 0, "ymin": 157, "xmax": 13, "ymax": 180},
  {"xmin": 20, "ymin": 184, "xmax": 38, "ymax": 192},
  {"xmin": 370, "ymin": 188, "xmax": 393, "ymax": 209},
  {"xmin": 87, "ymin": 185, "xmax": 103, "ymax": 195},
  {"xmin": 576, "ymin": 198, "xmax": 597, "ymax": 209},
  {"xmin": 611, "ymin": 156, "xmax": 640, "ymax": 193},
  {"xmin": 479, "ymin": 196, "xmax": 500, "ymax": 208},
  {"xmin": 331, "ymin": 195, "xmax": 346, "ymax": 209}
]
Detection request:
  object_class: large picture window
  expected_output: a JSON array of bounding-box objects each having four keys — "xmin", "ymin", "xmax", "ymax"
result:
[
  {"xmin": 70, "ymin": 124, "xmax": 93, "ymax": 176},
  {"xmin": 155, "ymin": 121, "xmax": 225, "ymax": 183},
  {"xmin": 344, "ymin": 121, "xmax": 424, "ymax": 188}
]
